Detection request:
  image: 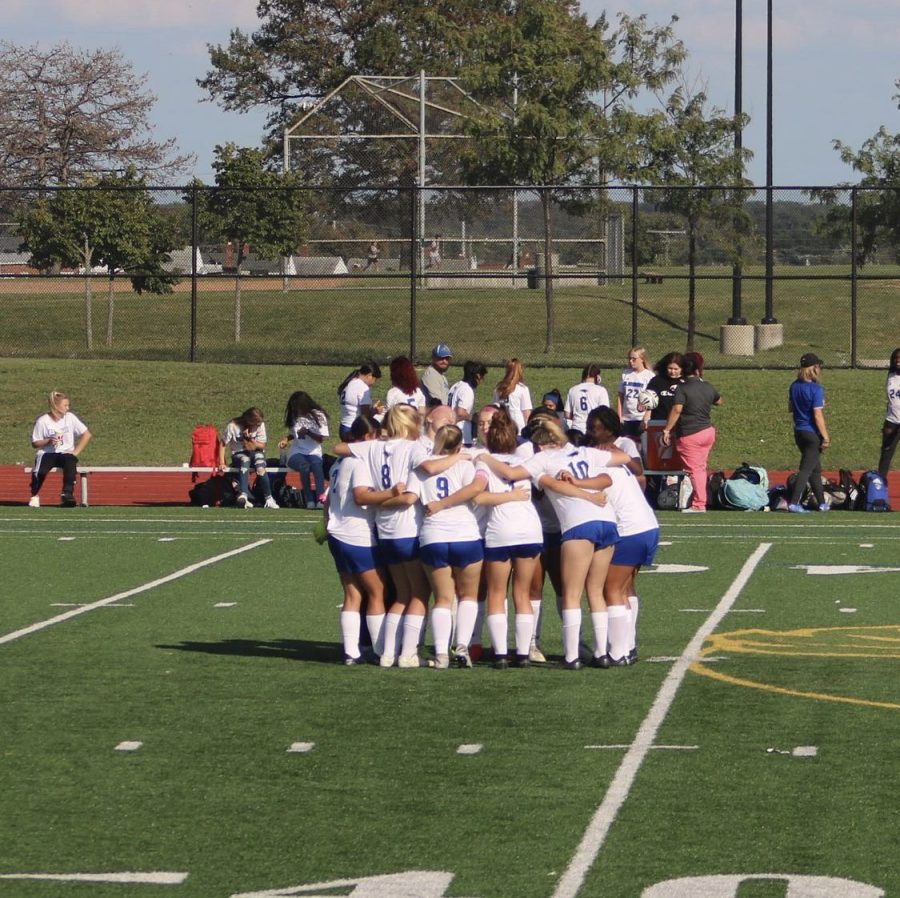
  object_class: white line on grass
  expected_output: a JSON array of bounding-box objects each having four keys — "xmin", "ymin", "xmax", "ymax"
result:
[
  {"xmin": 0, "ymin": 873, "xmax": 187, "ymax": 884},
  {"xmin": 0, "ymin": 540, "xmax": 271, "ymax": 647},
  {"xmin": 551, "ymin": 541, "xmax": 772, "ymax": 898}
]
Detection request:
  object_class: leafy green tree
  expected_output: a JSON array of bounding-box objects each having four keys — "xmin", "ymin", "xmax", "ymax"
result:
[
  {"xmin": 459, "ymin": 3, "xmax": 685, "ymax": 352},
  {"xmin": 643, "ymin": 88, "xmax": 750, "ymax": 350},
  {"xmin": 18, "ymin": 169, "xmax": 180, "ymax": 350},
  {"xmin": 194, "ymin": 144, "xmax": 308, "ymax": 342}
]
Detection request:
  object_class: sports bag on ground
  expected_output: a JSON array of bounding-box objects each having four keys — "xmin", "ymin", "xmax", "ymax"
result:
[
  {"xmin": 855, "ymin": 470, "xmax": 891, "ymax": 512},
  {"xmin": 730, "ymin": 462, "xmax": 769, "ymax": 492},
  {"xmin": 719, "ymin": 477, "xmax": 769, "ymax": 511}
]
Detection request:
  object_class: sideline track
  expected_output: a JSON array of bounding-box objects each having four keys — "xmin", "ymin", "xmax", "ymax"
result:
[
  {"xmin": 0, "ymin": 539, "xmax": 271, "ymax": 646},
  {"xmin": 551, "ymin": 542, "xmax": 773, "ymax": 898}
]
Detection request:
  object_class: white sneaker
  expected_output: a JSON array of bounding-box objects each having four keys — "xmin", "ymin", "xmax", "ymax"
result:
[
  {"xmin": 397, "ymin": 654, "xmax": 426, "ymax": 668},
  {"xmin": 236, "ymin": 493, "xmax": 253, "ymax": 509},
  {"xmin": 528, "ymin": 643, "xmax": 548, "ymax": 664},
  {"xmin": 264, "ymin": 496, "xmax": 279, "ymax": 509},
  {"xmin": 432, "ymin": 653, "xmax": 450, "ymax": 670},
  {"xmin": 681, "ymin": 507, "xmax": 706, "ymax": 514},
  {"xmin": 379, "ymin": 654, "xmax": 396, "ymax": 668},
  {"xmin": 28, "ymin": 495, "xmax": 40, "ymax": 508},
  {"xmin": 452, "ymin": 646, "xmax": 472, "ymax": 668}
]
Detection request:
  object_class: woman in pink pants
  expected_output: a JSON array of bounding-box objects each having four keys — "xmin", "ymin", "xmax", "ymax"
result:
[{"xmin": 660, "ymin": 356, "xmax": 723, "ymax": 512}]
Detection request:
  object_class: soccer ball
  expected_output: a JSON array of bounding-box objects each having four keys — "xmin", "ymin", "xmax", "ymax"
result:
[{"xmin": 637, "ymin": 389, "xmax": 659, "ymax": 410}]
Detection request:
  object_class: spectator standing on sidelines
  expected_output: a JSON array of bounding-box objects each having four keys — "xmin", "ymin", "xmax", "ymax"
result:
[
  {"xmin": 786, "ymin": 352, "xmax": 831, "ymax": 514},
  {"xmin": 29, "ymin": 390, "xmax": 92, "ymax": 508},
  {"xmin": 421, "ymin": 343, "xmax": 453, "ymax": 405},
  {"xmin": 877, "ymin": 347, "xmax": 900, "ymax": 479}
]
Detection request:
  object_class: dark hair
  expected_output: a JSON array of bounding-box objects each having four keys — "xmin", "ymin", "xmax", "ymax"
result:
[
  {"xmin": 235, "ymin": 406, "xmax": 264, "ymax": 429},
  {"xmin": 684, "ymin": 351, "xmax": 704, "ymax": 376},
  {"xmin": 350, "ymin": 415, "xmax": 379, "ymax": 441},
  {"xmin": 485, "ymin": 407, "xmax": 518, "ymax": 453},
  {"xmin": 284, "ymin": 391, "xmax": 328, "ymax": 429},
  {"xmin": 585, "ymin": 406, "xmax": 623, "ymax": 443},
  {"xmin": 462, "ymin": 360, "xmax": 488, "ymax": 387},
  {"xmin": 682, "ymin": 356, "xmax": 700, "ymax": 378},
  {"xmin": 890, "ymin": 348, "xmax": 900, "ymax": 374},
  {"xmin": 389, "ymin": 356, "xmax": 420, "ymax": 394},
  {"xmin": 655, "ymin": 351, "xmax": 685, "ymax": 376},
  {"xmin": 521, "ymin": 406, "xmax": 559, "ymax": 441},
  {"xmin": 542, "ymin": 388, "xmax": 563, "ymax": 411},
  {"xmin": 338, "ymin": 362, "xmax": 381, "ymax": 397},
  {"xmin": 581, "ymin": 363, "xmax": 603, "ymax": 382}
]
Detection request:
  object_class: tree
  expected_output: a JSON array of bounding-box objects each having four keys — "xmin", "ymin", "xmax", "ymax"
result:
[
  {"xmin": 458, "ymin": 3, "xmax": 686, "ymax": 352},
  {"xmin": 643, "ymin": 88, "xmax": 750, "ymax": 350},
  {"xmin": 0, "ymin": 41, "xmax": 193, "ymax": 187},
  {"xmin": 17, "ymin": 169, "xmax": 181, "ymax": 350},
  {"xmin": 194, "ymin": 144, "xmax": 308, "ymax": 342},
  {"xmin": 823, "ymin": 79, "xmax": 900, "ymax": 264}
]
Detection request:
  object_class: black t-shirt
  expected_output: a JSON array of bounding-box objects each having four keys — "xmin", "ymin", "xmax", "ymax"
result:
[{"xmin": 647, "ymin": 374, "xmax": 684, "ymax": 421}]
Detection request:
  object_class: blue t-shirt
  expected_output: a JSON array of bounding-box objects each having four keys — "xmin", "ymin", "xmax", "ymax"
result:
[{"xmin": 789, "ymin": 380, "xmax": 825, "ymax": 433}]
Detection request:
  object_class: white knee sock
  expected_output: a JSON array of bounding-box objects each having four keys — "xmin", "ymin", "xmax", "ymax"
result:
[
  {"xmin": 487, "ymin": 613, "xmax": 508, "ymax": 656},
  {"xmin": 607, "ymin": 605, "xmax": 630, "ymax": 662},
  {"xmin": 590, "ymin": 610, "xmax": 609, "ymax": 658},
  {"xmin": 530, "ymin": 600, "xmax": 543, "ymax": 644},
  {"xmin": 400, "ymin": 614, "xmax": 426, "ymax": 658},
  {"xmin": 454, "ymin": 599, "xmax": 478, "ymax": 649},
  {"xmin": 381, "ymin": 612, "xmax": 403, "ymax": 660},
  {"xmin": 515, "ymin": 613, "xmax": 535, "ymax": 657},
  {"xmin": 561, "ymin": 608, "xmax": 581, "ymax": 663},
  {"xmin": 628, "ymin": 595, "xmax": 639, "ymax": 652},
  {"xmin": 340, "ymin": 611, "xmax": 361, "ymax": 657},
  {"xmin": 431, "ymin": 607, "xmax": 453, "ymax": 655},
  {"xmin": 366, "ymin": 613, "xmax": 385, "ymax": 655}
]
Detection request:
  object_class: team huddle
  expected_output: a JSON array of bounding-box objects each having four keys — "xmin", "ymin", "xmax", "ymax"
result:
[{"xmin": 324, "ymin": 354, "xmax": 660, "ymax": 671}]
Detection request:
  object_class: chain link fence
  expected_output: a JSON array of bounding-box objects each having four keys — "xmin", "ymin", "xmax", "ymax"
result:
[{"xmin": 0, "ymin": 185, "xmax": 897, "ymax": 368}]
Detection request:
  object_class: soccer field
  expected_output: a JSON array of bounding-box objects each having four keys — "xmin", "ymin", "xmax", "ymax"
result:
[{"xmin": 1, "ymin": 507, "xmax": 898, "ymax": 898}]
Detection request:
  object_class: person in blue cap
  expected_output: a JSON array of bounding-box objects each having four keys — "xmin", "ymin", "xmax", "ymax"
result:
[{"xmin": 421, "ymin": 343, "xmax": 452, "ymax": 405}]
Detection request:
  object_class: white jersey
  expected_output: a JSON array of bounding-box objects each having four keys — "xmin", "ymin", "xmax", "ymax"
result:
[
  {"xmin": 476, "ymin": 453, "xmax": 543, "ymax": 548},
  {"xmin": 448, "ymin": 380, "xmax": 476, "ymax": 444},
  {"xmin": 415, "ymin": 458, "xmax": 482, "ymax": 546},
  {"xmin": 523, "ymin": 446, "xmax": 617, "ymax": 534},
  {"xmin": 513, "ymin": 441, "xmax": 558, "ymax": 534},
  {"xmin": 386, "ymin": 386, "xmax": 427, "ymax": 410},
  {"xmin": 32, "ymin": 411, "xmax": 88, "ymax": 469},
  {"xmin": 494, "ymin": 382, "xmax": 532, "ymax": 432},
  {"xmin": 287, "ymin": 410, "xmax": 329, "ymax": 458},
  {"xmin": 326, "ymin": 456, "xmax": 376, "ymax": 547},
  {"xmin": 602, "ymin": 466, "xmax": 658, "ymax": 538},
  {"xmin": 339, "ymin": 377, "xmax": 372, "ymax": 430},
  {"xmin": 615, "ymin": 436, "xmax": 642, "ymax": 462},
  {"xmin": 565, "ymin": 382, "xmax": 610, "ymax": 433},
  {"xmin": 886, "ymin": 371, "xmax": 900, "ymax": 425},
  {"xmin": 349, "ymin": 438, "xmax": 426, "ymax": 539},
  {"xmin": 221, "ymin": 421, "xmax": 267, "ymax": 456},
  {"xmin": 618, "ymin": 368, "xmax": 654, "ymax": 422}
]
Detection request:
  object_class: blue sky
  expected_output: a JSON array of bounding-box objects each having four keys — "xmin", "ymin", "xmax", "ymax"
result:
[{"xmin": 6, "ymin": 0, "xmax": 899, "ymax": 185}]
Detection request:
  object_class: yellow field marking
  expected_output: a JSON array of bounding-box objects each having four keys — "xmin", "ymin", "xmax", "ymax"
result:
[{"xmin": 692, "ymin": 625, "xmax": 900, "ymax": 710}]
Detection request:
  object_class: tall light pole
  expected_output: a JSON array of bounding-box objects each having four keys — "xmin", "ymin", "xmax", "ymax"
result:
[
  {"xmin": 763, "ymin": 0, "xmax": 778, "ymax": 324},
  {"xmin": 729, "ymin": 0, "xmax": 746, "ymax": 324}
]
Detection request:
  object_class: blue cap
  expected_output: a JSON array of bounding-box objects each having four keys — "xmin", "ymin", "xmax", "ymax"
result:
[{"xmin": 432, "ymin": 343, "xmax": 452, "ymax": 358}]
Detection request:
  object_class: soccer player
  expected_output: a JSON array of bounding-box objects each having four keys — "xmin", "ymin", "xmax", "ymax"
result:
[
  {"xmin": 565, "ymin": 364, "xmax": 610, "ymax": 435},
  {"xmin": 29, "ymin": 390, "xmax": 92, "ymax": 508},
  {"xmin": 448, "ymin": 360, "xmax": 488, "ymax": 446}
]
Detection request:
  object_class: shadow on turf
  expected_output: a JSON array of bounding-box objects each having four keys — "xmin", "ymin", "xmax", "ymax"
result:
[{"xmin": 157, "ymin": 638, "xmax": 341, "ymax": 664}]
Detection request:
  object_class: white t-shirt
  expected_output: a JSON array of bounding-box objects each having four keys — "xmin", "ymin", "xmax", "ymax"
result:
[
  {"xmin": 32, "ymin": 411, "xmax": 88, "ymax": 468},
  {"xmin": 415, "ymin": 458, "xmax": 482, "ymax": 546},
  {"xmin": 618, "ymin": 368, "xmax": 654, "ymax": 422},
  {"xmin": 602, "ymin": 466, "xmax": 658, "ymax": 538},
  {"xmin": 565, "ymin": 382, "xmax": 611, "ymax": 433},
  {"xmin": 522, "ymin": 446, "xmax": 616, "ymax": 534},
  {"xmin": 386, "ymin": 386, "xmax": 426, "ymax": 410},
  {"xmin": 340, "ymin": 377, "xmax": 372, "ymax": 430},
  {"xmin": 476, "ymin": 453, "xmax": 543, "ymax": 548},
  {"xmin": 448, "ymin": 380, "xmax": 476, "ymax": 444},
  {"xmin": 886, "ymin": 371, "xmax": 900, "ymax": 425},
  {"xmin": 287, "ymin": 410, "xmax": 329, "ymax": 458},
  {"xmin": 326, "ymin": 456, "xmax": 375, "ymax": 547},
  {"xmin": 494, "ymin": 382, "xmax": 532, "ymax": 432},
  {"xmin": 349, "ymin": 438, "xmax": 426, "ymax": 540},
  {"xmin": 221, "ymin": 421, "xmax": 267, "ymax": 456}
]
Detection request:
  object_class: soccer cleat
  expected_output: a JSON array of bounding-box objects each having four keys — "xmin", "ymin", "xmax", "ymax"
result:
[
  {"xmin": 492, "ymin": 655, "xmax": 510, "ymax": 670},
  {"xmin": 607, "ymin": 655, "xmax": 631, "ymax": 667},
  {"xmin": 513, "ymin": 654, "xmax": 531, "ymax": 668},
  {"xmin": 264, "ymin": 496, "xmax": 279, "ymax": 509},
  {"xmin": 561, "ymin": 658, "xmax": 582, "ymax": 670},
  {"xmin": 27, "ymin": 495, "xmax": 40, "ymax": 508},
  {"xmin": 452, "ymin": 646, "xmax": 473, "ymax": 669},
  {"xmin": 61, "ymin": 493, "xmax": 76, "ymax": 508},
  {"xmin": 236, "ymin": 493, "xmax": 253, "ymax": 509},
  {"xmin": 818, "ymin": 503, "xmax": 830, "ymax": 512},
  {"xmin": 590, "ymin": 654, "xmax": 612, "ymax": 669},
  {"xmin": 787, "ymin": 503, "xmax": 809, "ymax": 514},
  {"xmin": 378, "ymin": 654, "xmax": 396, "ymax": 669},
  {"xmin": 344, "ymin": 653, "xmax": 366, "ymax": 666},
  {"xmin": 397, "ymin": 654, "xmax": 426, "ymax": 668},
  {"xmin": 528, "ymin": 643, "xmax": 548, "ymax": 664},
  {"xmin": 628, "ymin": 648, "xmax": 639, "ymax": 665},
  {"xmin": 432, "ymin": 653, "xmax": 450, "ymax": 670}
]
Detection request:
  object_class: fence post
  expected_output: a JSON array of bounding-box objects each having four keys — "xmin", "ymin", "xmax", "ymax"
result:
[
  {"xmin": 850, "ymin": 186, "xmax": 858, "ymax": 369},
  {"xmin": 631, "ymin": 187, "xmax": 639, "ymax": 346},
  {"xmin": 190, "ymin": 184, "xmax": 198, "ymax": 363},
  {"xmin": 410, "ymin": 185, "xmax": 418, "ymax": 361}
]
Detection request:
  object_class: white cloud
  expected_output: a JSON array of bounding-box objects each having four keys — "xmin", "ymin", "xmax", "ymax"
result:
[{"xmin": 35, "ymin": 0, "xmax": 259, "ymax": 30}]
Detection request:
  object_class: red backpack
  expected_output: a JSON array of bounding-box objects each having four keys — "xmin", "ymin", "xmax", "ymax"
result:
[{"xmin": 190, "ymin": 424, "xmax": 221, "ymax": 482}]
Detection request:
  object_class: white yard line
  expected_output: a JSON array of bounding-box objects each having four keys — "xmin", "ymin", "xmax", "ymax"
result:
[
  {"xmin": 551, "ymin": 542, "xmax": 772, "ymax": 898},
  {"xmin": 0, "ymin": 540, "xmax": 271, "ymax": 647}
]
